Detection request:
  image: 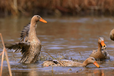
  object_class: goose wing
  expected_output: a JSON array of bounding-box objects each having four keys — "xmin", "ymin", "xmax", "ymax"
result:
[
  {"xmin": 5, "ymin": 42, "xmax": 30, "ymax": 52},
  {"xmin": 20, "ymin": 24, "xmax": 30, "ymax": 42}
]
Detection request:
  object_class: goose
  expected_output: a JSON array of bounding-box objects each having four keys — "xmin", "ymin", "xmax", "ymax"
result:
[
  {"xmin": 90, "ymin": 37, "xmax": 110, "ymax": 60},
  {"xmin": 6, "ymin": 15, "xmax": 47, "ymax": 63},
  {"xmin": 42, "ymin": 57, "xmax": 100, "ymax": 68}
]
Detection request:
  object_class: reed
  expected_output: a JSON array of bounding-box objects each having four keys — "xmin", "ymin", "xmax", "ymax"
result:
[
  {"xmin": 0, "ymin": 0, "xmax": 114, "ymax": 16},
  {"xmin": 0, "ymin": 33, "xmax": 12, "ymax": 76}
]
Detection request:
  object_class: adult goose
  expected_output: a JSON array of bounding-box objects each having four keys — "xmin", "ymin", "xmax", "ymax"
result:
[
  {"xmin": 42, "ymin": 57, "xmax": 100, "ymax": 68},
  {"xmin": 90, "ymin": 37, "xmax": 110, "ymax": 60},
  {"xmin": 6, "ymin": 15, "xmax": 47, "ymax": 63},
  {"xmin": 110, "ymin": 29, "xmax": 114, "ymax": 41}
]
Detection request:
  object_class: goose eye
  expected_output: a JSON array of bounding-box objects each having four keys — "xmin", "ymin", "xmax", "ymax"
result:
[
  {"xmin": 37, "ymin": 16, "xmax": 40, "ymax": 18},
  {"xmin": 91, "ymin": 58, "xmax": 94, "ymax": 60}
]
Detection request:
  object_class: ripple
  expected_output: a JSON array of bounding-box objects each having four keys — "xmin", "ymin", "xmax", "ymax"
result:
[
  {"xmin": 68, "ymin": 45, "xmax": 88, "ymax": 48},
  {"xmin": 7, "ymin": 39, "xmax": 14, "ymax": 41},
  {"xmin": 108, "ymin": 45, "xmax": 114, "ymax": 48},
  {"xmin": 46, "ymin": 46, "xmax": 65, "ymax": 49}
]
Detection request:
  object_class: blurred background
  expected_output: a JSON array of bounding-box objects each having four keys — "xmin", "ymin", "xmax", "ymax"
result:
[{"xmin": 0, "ymin": 0, "xmax": 114, "ymax": 17}]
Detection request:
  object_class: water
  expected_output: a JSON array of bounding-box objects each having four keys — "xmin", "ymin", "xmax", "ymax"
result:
[{"xmin": 0, "ymin": 17, "xmax": 114, "ymax": 76}]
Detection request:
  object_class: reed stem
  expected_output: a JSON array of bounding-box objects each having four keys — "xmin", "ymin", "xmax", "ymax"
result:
[
  {"xmin": 0, "ymin": 50, "xmax": 4, "ymax": 76},
  {"xmin": 0, "ymin": 33, "xmax": 12, "ymax": 76}
]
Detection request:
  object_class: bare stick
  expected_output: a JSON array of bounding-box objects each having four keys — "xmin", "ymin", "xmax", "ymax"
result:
[
  {"xmin": 4, "ymin": 48, "xmax": 12, "ymax": 76},
  {"xmin": 0, "ymin": 33, "xmax": 12, "ymax": 76},
  {"xmin": 0, "ymin": 33, "xmax": 5, "ymax": 48},
  {"xmin": 45, "ymin": 51, "xmax": 55, "ymax": 60},
  {"xmin": 79, "ymin": 51, "xmax": 83, "ymax": 58},
  {"xmin": 0, "ymin": 50, "xmax": 4, "ymax": 76},
  {"xmin": 0, "ymin": 51, "xmax": 3, "ymax": 56}
]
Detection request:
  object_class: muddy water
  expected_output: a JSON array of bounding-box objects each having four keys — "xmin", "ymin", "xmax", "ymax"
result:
[{"xmin": 0, "ymin": 17, "xmax": 114, "ymax": 76}]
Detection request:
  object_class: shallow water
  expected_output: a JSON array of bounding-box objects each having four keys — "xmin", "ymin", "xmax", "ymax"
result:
[{"xmin": 0, "ymin": 17, "xmax": 114, "ymax": 76}]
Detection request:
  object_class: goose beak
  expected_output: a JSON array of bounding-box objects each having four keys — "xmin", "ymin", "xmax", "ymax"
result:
[
  {"xmin": 39, "ymin": 18, "xmax": 47, "ymax": 23},
  {"xmin": 101, "ymin": 41, "xmax": 106, "ymax": 49},
  {"xmin": 93, "ymin": 61, "xmax": 100, "ymax": 68}
]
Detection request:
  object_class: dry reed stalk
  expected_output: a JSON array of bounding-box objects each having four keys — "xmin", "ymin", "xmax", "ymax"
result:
[
  {"xmin": 1, "ymin": 0, "xmax": 114, "ymax": 16},
  {"xmin": 4, "ymin": 48, "xmax": 12, "ymax": 76},
  {"xmin": 0, "ymin": 51, "xmax": 3, "ymax": 56},
  {"xmin": 0, "ymin": 49, "xmax": 4, "ymax": 76},
  {"xmin": 0, "ymin": 33, "xmax": 12, "ymax": 76}
]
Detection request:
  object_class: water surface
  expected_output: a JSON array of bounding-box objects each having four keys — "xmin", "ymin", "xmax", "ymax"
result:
[{"xmin": 0, "ymin": 17, "xmax": 114, "ymax": 76}]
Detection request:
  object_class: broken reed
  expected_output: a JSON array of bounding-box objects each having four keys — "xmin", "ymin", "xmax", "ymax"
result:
[
  {"xmin": 0, "ymin": 33, "xmax": 12, "ymax": 76},
  {"xmin": 0, "ymin": 0, "xmax": 114, "ymax": 16}
]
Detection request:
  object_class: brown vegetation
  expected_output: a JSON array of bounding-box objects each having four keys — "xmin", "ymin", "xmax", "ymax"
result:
[
  {"xmin": 0, "ymin": 33, "xmax": 12, "ymax": 76},
  {"xmin": 0, "ymin": 0, "xmax": 114, "ymax": 17}
]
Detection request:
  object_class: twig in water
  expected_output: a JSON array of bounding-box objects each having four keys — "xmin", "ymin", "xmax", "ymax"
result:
[
  {"xmin": 44, "ymin": 51, "xmax": 55, "ymax": 60},
  {"xmin": 51, "ymin": 66, "xmax": 54, "ymax": 76},
  {"xmin": 79, "ymin": 51, "xmax": 83, "ymax": 58}
]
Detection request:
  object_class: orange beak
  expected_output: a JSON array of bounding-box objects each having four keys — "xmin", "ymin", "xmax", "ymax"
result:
[
  {"xmin": 93, "ymin": 61, "xmax": 100, "ymax": 68},
  {"xmin": 101, "ymin": 41, "xmax": 106, "ymax": 47},
  {"xmin": 39, "ymin": 18, "xmax": 47, "ymax": 23}
]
